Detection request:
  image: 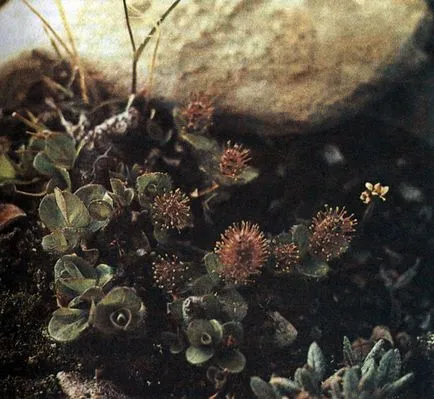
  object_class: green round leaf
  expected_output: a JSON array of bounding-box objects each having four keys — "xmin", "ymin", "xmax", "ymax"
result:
[
  {"xmin": 47, "ymin": 168, "xmax": 71, "ymax": 191},
  {"xmin": 45, "ymin": 133, "xmax": 76, "ymax": 169},
  {"xmin": 218, "ymin": 166, "xmax": 259, "ymax": 187},
  {"xmin": 110, "ymin": 178, "xmax": 135, "ymax": 206},
  {"xmin": 75, "ymin": 184, "xmax": 113, "ymax": 231},
  {"xmin": 48, "ymin": 307, "xmax": 89, "ymax": 342},
  {"xmin": 0, "ymin": 154, "xmax": 17, "ymax": 180},
  {"xmin": 216, "ymin": 349, "xmax": 246, "ymax": 373},
  {"xmin": 187, "ymin": 319, "xmax": 222, "ymax": 347},
  {"xmin": 75, "ymin": 184, "xmax": 112, "ymax": 207},
  {"xmin": 219, "ymin": 288, "xmax": 248, "ymax": 321},
  {"xmin": 190, "ymin": 275, "xmax": 217, "ymax": 296},
  {"xmin": 54, "ymin": 255, "xmax": 99, "ymax": 303},
  {"xmin": 42, "ymin": 231, "xmax": 69, "ymax": 254},
  {"xmin": 181, "ymin": 133, "xmax": 219, "ymax": 152},
  {"xmin": 41, "ymin": 229, "xmax": 82, "ymax": 254},
  {"xmin": 204, "ymin": 253, "xmax": 223, "ymax": 283},
  {"xmin": 136, "ymin": 172, "xmax": 172, "ymax": 207},
  {"xmin": 91, "ymin": 287, "xmax": 146, "ymax": 335},
  {"xmin": 54, "ymin": 255, "xmax": 96, "ymax": 281},
  {"xmin": 39, "ymin": 190, "xmax": 90, "ymax": 231},
  {"xmin": 110, "ymin": 178, "xmax": 125, "ymax": 195},
  {"xmin": 185, "ymin": 345, "xmax": 215, "ymax": 365},
  {"xmin": 76, "ymin": 286, "xmax": 104, "ymax": 304},
  {"xmin": 153, "ymin": 225, "xmax": 169, "ymax": 244},
  {"xmin": 88, "ymin": 200, "xmax": 113, "ymax": 221},
  {"xmin": 33, "ymin": 152, "xmax": 57, "ymax": 176},
  {"xmin": 250, "ymin": 377, "xmax": 277, "ymax": 399},
  {"xmin": 39, "ymin": 194, "xmax": 67, "ymax": 231},
  {"xmin": 292, "ymin": 224, "xmax": 310, "ymax": 255},
  {"xmin": 297, "ymin": 257, "xmax": 330, "ymax": 278},
  {"xmin": 95, "ymin": 264, "xmax": 115, "ymax": 287}
]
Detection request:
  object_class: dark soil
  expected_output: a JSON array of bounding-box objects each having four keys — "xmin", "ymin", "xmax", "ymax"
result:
[{"xmin": 1, "ymin": 51, "xmax": 434, "ymax": 398}]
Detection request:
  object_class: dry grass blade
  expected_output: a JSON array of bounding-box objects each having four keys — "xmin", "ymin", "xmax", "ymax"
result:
[
  {"xmin": 135, "ymin": 0, "xmax": 181, "ymax": 61},
  {"xmin": 54, "ymin": 0, "xmax": 88, "ymax": 103},
  {"xmin": 21, "ymin": 0, "xmax": 73, "ymax": 59},
  {"xmin": 123, "ymin": 0, "xmax": 181, "ymax": 93},
  {"xmin": 43, "ymin": 25, "xmax": 63, "ymax": 59},
  {"xmin": 21, "ymin": 0, "xmax": 88, "ymax": 104},
  {"xmin": 147, "ymin": 25, "xmax": 161, "ymax": 97}
]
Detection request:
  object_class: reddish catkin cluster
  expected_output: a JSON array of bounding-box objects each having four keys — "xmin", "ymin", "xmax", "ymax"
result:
[
  {"xmin": 153, "ymin": 254, "xmax": 191, "ymax": 294},
  {"xmin": 219, "ymin": 142, "xmax": 251, "ymax": 179},
  {"xmin": 215, "ymin": 221, "xmax": 269, "ymax": 285},
  {"xmin": 180, "ymin": 91, "xmax": 214, "ymax": 133},
  {"xmin": 151, "ymin": 188, "xmax": 192, "ymax": 231},
  {"xmin": 273, "ymin": 242, "xmax": 300, "ymax": 273},
  {"xmin": 309, "ymin": 206, "xmax": 357, "ymax": 262}
]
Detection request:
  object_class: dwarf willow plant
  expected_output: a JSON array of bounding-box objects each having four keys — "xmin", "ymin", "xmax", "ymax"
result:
[
  {"xmin": 250, "ymin": 339, "xmax": 414, "ymax": 399},
  {"xmin": 48, "ymin": 254, "xmax": 146, "ymax": 342},
  {"xmin": 0, "ymin": 128, "xmax": 78, "ymax": 191},
  {"xmin": 39, "ymin": 185, "xmax": 114, "ymax": 254},
  {"xmin": 162, "ymin": 281, "xmax": 248, "ymax": 374}
]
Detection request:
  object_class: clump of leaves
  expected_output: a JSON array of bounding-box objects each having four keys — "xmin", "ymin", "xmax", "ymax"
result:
[
  {"xmin": 136, "ymin": 171, "xmax": 173, "ymax": 209},
  {"xmin": 181, "ymin": 131, "xmax": 259, "ymax": 190},
  {"xmin": 48, "ymin": 254, "xmax": 145, "ymax": 342},
  {"xmin": 172, "ymin": 94, "xmax": 259, "ymax": 223},
  {"xmin": 0, "ymin": 126, "xmax": 78, "ymax": 191},
  {"xmin": 162, "ymin": 270, "xmax": 248, "ymax": 374},
  {"xmin": 209, "ymin": 223, "xmax": 270, "ymax": 285},
  {"xmin": 53, "ymin": 254, "xmax": 114, "ymax": 307},
  {"xmin": 39, "ymin": 185, "xmax": 115, "ymax": 254},
  {"xmin": 267, "ymin": 206, "xmax": 357, "ymax": 279},
  {"xmin": 250, "ymin": 339, "xmax": 414, "ymax": 399},
  {"xmin": 174, "ymin": 91, "xmax": 214, "ymax": 136},
  {"xmin": 32, "ymin": 131, "xmax": 78, "ymax": 190}
]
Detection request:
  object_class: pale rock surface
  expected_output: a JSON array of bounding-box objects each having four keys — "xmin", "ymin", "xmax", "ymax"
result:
[{"xmin": 0, "ymin": 0, "xmax": 431, "ymax": 135}]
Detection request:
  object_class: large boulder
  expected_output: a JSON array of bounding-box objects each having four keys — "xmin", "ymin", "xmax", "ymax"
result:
[{"xmin": 0, "ymin": 0, "xmax": 432, "ymax": 135}]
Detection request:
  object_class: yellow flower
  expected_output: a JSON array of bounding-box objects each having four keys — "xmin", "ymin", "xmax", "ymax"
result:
[{"xmin": 360, "ymin": 182, "xmax": 389, "ymax": 204}]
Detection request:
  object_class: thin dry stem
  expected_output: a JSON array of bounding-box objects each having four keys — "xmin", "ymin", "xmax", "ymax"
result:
[
  {"xmin": 14, "ymin": 186, "xmax": 48, "ymax": 197},
  {"xmin": 12, "ymin": 112, "xmax": 47, "ymax": 133},
  {"xmin": 42, "ymin": 76, "xmax": 74, "ymax": 98}
]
